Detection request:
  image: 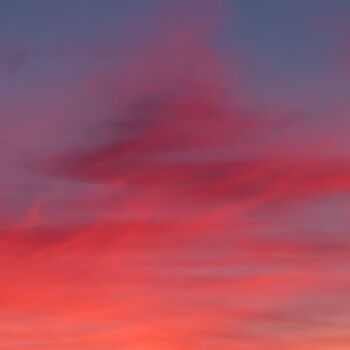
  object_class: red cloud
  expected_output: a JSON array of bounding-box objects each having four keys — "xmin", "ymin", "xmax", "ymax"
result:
[{"xmin": 1, "ymin": 3, "xmax": 350, "ymax": 350}]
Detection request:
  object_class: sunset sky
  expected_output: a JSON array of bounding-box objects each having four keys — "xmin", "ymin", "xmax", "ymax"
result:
[{"xmin": 1, "ymin": 1, "xmax": 350, "ymax": 349}]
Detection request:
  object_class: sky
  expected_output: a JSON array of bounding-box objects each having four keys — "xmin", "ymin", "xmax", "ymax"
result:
[{"xmin": 1, "ymin": 1, "xmax": 350, "ymax": 349}]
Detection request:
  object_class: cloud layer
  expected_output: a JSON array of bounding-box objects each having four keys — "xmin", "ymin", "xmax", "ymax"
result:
[{"xmin": 1, "ymin": 3, "xmax": 350, "ymax": 349}]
